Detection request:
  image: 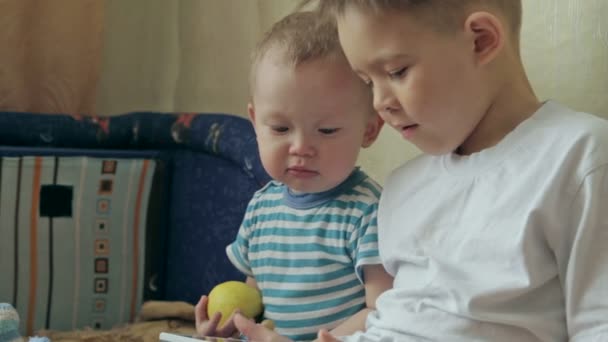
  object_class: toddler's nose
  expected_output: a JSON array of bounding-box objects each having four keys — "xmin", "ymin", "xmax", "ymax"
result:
[{"xmin": 289, "ymin": 133, "xmax": 315, "ymax": 157}]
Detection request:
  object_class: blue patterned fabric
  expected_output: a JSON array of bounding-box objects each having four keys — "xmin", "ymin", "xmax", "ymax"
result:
[
  {"xmin": 0, "ymin": 113, "xmax": 131, "ymax": 148},
  {"xmin": 165, "ymin": 151, "xmax": 264, "ymax": 303},
  {"xmin": 0, "ymin": 111, "xmax": 270, "ymax": 331},
  {"xmin": 0, "ymin": 112, "xmax": 269, "ymax": 189}
]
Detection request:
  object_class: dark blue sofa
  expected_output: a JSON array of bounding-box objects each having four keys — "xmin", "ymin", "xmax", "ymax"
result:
[{"xmin": 0, "ymin": 112, "xmax": 270, "ymax": 334}]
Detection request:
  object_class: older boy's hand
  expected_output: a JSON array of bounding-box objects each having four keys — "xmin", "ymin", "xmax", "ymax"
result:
[
  {"xmin": 235, "ymin": 313, "xmax": 292, "ymax": 342},
  {"xmin": 194, "ymin": 295, "xmax": 238, "ymax": 338}
]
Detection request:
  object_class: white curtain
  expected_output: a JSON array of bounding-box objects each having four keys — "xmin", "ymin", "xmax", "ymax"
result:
[{"xmin": 96, "ymin": 0, "xmax": 298, "ymax": 117}]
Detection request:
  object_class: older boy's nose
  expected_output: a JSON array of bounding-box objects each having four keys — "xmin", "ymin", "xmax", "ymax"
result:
[{"xmin": 373, "ymin": 84, "xmax": 398, "ymax": 116}]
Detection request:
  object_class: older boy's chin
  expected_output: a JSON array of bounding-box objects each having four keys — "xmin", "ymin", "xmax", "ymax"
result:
[
  {"xmin": 406, "ymin": 134, "xmax": 465, "ymax": 156},
  {"xmin": 415, "ymin": 143, "xmax": 459, "ymax": 156}
]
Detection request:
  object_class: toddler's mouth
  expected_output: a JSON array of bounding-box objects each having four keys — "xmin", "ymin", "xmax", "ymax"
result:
[{"xmin": 287, "ymin": 167, "xmax": 318, "ymax": 178}]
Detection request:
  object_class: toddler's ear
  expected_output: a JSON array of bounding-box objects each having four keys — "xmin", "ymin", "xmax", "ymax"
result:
[
  {"xmin": 247, "ymin": 102, "xmax": 256, "ymax": 123},
  {"xmin": 465, "ymin": 11, "xmax": 504, "ymax": 66},
  {"xmin": 362, "ymin": 114, "xmax": 384, "ymax": 148}
]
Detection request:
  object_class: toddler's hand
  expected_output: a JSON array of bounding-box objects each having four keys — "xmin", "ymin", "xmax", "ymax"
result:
[
  {"xmin": 317, "ymin": 329, "xmax": 341, "ymax": 342},
  {"xmin": 235, "ymin": 313, "xmax": 291, "ymax": 342},
  {"xmin": 194, "ymin": 295, "xmax": 239, "ymax": 338}
]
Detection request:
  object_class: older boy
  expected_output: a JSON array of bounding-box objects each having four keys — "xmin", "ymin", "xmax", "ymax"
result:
[{"xmin": 236, "ymin": 1, "xmax": 608, "ymax": 341}]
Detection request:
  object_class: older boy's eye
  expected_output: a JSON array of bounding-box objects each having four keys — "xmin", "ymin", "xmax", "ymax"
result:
[
  {"xmin": 389, "ymin": 67, "xmax": 407, "ymax": 80},
  {"xmin": 319, "ymin": 128, "xmax": 340, "ymax": 135}
]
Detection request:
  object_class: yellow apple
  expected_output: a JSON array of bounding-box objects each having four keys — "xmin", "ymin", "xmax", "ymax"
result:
[{"xmin": 207, "ymin": 281, "xmax": 263, "ymax": 328}]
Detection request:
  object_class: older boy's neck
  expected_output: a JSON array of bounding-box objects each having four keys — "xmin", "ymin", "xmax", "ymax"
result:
[{"xmin": 458, "ymin": 63, "xmax": 541, "ymax": 156}]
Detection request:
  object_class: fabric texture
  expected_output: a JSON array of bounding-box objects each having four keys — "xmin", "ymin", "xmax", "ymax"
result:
[
  {"xmin": 0, "ymin": 155, "xmax": 157, "ymax": 335},
  {"xmin": 348, "ymin": 101, "xmax": 608, "ymax": 341},
  {"xmin": 0, "ymin": 0, "xmax": 104, "ymax": 114},
  {"xmin": 227, "ymin": 169, "xmax": 382, "ymax": 341},
  {"xmin": 0, "ymin": 111, "xmax": 269, "ymax": 336},
  {"xmin": 162, "ymin": 113, "xmax": 271, "ymax": 303},
  {"xmin": 38, "ymin": 300, "xmax": 196, "ymax": 342},
  {"xmin": 163, "ymin": 150, "xmax": 265, "ymax": 303}
]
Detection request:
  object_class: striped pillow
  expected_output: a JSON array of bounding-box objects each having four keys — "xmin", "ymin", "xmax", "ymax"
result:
[{"xmin": 0, "ymin": 155, "xmax": 159, "ymax": 335}]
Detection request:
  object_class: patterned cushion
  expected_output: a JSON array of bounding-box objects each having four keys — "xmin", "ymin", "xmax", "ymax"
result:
[{"xmin": 0, "ymin": 150, "xmax": 165, "ymax": 335}]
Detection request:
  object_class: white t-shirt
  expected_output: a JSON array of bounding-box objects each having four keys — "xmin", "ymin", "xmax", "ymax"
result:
[{"xmin": 347, "ymin": 101, "xmax": 608, "ymax": 342}]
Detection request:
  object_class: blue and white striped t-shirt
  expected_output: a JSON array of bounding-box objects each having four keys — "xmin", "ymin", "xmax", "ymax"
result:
[{"xmin": 226, "ymin": 168, "xmax": 382, "ymax": 341}]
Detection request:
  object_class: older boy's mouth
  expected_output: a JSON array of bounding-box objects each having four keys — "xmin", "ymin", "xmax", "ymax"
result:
[{"xmin": 401, "ymin": 124, "xmax": 418, "ymax": 139}]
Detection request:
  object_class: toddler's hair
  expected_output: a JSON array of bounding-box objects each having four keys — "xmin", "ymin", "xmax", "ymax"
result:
[{"xmin": 249, "ymin": 11, "xmax": 345, "ymax": 92}]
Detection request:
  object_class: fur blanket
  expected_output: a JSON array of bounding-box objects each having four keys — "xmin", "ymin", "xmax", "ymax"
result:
[{"xmin": 38, "ymin": 301, "xmax": 197, "ymax": 342}]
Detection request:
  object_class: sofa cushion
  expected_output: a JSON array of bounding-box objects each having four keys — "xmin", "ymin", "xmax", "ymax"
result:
[
  {"xmin": 0, "ymin": 149, "xmax": 166, "ymax": 335},
  {"xmin": 163, "ymin": 114, "xmax": 270, "ymax": 304}
]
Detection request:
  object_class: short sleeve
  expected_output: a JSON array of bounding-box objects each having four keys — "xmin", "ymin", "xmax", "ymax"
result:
[
  {"xmin": 348, "ymin": 202, "xmax": 382, "ymax": 283},
  {"xmin": 561, "ymin": 164, "xmax": 608, "ymax": 340},
  {"xmin": 226, "ymin": 199, "xmax": 257, "ymax": 277}
]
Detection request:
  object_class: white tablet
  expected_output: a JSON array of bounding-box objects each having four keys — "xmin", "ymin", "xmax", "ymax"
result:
[{"xmin": 159, "ymin": 332, "xmax": 247, "ymax": 342}]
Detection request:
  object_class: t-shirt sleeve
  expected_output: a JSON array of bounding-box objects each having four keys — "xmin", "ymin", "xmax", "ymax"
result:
[
  {"xmin": 225, "ymin": 199, "xmax": 256, "ymax": 277},
  {"xmin": 349, "ymin": 202, "xmax": 382, "ymax": 283},
  {"xmin": 560, "ymin": 164, "xmax": 608, "ymax": 340}
]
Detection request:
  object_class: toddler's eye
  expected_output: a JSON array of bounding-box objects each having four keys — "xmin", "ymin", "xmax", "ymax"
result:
[
  {"xmin": 389, "ymin": 67, "xmax": 407, "ymax": 80},
  {"xmin": 319, "ymin": 128, "xmax": 340, "ymax": 135},
  {"xmin": 271, "ymin": 126, "xmax": 289, "ymax": 133}
]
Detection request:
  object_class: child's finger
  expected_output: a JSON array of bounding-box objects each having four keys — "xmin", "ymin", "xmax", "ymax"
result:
[
  {"xmin": 260, "ymin": 319, "xmax": 275, "ymax": 330},
  {"xmin": 235, "ymin": 313, "xmax": 291, "ymax": 342},
  {"xmin": 207, "ymin": 311, "xmax": 222, "ymax": 330},
  {"xmin": 194, "ymin": 295, "xmax": 209, "ymax": 327},
  {"xmin": 217, "ymin": 309, "xmax": 239, "ymax": 336},
  {"xmin": 197, "ymin": 311, "xmax": 223, "ymax": 337},
  {"xmin": 318, "ymin": 329, "xmax": 340, "ymax": 342},
  {"xmin": 233, "ymin": 313, "xmax": 259, "ymax": 338}
]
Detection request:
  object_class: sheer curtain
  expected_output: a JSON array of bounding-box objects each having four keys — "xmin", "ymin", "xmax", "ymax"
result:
[
  {"xmin": 0, "ymin": 0, "xmax": 104, "ymax": 114},
  {"xmin": 95, "ymin": 0, "xmax": 298, "ymax": 117}
]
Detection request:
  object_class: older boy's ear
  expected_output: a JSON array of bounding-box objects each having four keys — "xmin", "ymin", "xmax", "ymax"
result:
[
  {"xmin": 247, "ymin": 102, "xmax": 256, "ymax": 123},
  {"xmin": 362, "ymin": 114, "xmax": 384, "ymax": 148},
  {"xmin": 464, "ymin": 11, "xmax": 504, "ymax": 66}
]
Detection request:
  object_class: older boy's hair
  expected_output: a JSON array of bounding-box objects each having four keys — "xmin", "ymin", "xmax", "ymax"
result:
[
  {"xmin": 299, "ymin": 0, "xmax": 522, "ymax": 37},
  {"xmin": 249, "ymin": 11, "xmax": 344, "ymax": 92}
]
